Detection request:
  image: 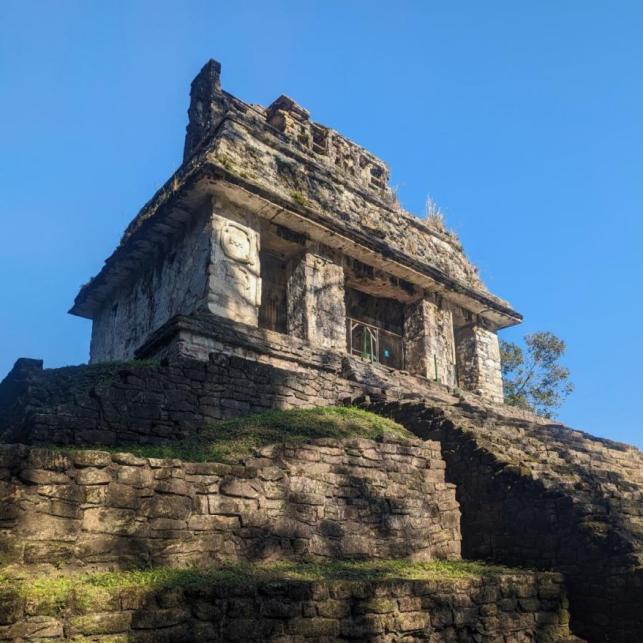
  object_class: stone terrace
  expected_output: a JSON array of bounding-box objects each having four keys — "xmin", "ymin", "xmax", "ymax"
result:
[
  {"xmin": 1, "ymin": 348, "xmax": 640, "ymax": 640},
  {"xmin": 0, "ymin": 566, "xmax": 577, "ymax": 642},
  {"xmin": 0, "ymin": 436, "xmax": 460, "ymax": 571}
]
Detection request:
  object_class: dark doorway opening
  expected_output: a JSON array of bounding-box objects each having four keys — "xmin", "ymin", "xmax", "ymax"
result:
[{"xmin": 258, "ymin": 250, "xmax": 288, "ymax": 333}]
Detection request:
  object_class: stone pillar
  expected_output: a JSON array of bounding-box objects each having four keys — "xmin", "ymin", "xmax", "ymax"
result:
[
  {"xmin": 287, "ymin": 245, "xmax": 346, "ymax": 350},
  {"xmin": 454, "ymin": 324, "xmax": 504, "ymax": 404},
  {"xmin": 404, "ymin": 298, "xmax": 457, "ymax": 386},
  {"xmin": 206, "ymin": 208, "xmax": 261, "ymax": 326}
]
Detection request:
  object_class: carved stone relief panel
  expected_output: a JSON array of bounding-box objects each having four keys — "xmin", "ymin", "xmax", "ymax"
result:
[
  {"xmin": 207, "ymin": 205, "xmax": 261, "ymax": 326},
  {"xmin": 220, "ymin": 221, "xmax": 253, "ymax": 264},
  {"xmin": 224, "ymin": 262, "xmax": 261, "ymax": 307}
]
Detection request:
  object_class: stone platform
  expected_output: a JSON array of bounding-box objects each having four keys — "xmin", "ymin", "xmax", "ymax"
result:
[
  {"xmin": 0, "ymin": 439, "xmax": 460, "ymax": 571},
  {"xmin": 0, "ymin": 564, "xmax": 577, "ymax": 642},
  {"xmin": 1, "ymin": 344, "xmax": 641, "ymax": 641}
]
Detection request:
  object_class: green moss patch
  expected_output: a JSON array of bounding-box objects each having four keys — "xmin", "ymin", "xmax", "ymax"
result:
[
  {"xmin": 0, "ymin": 559, "xmax": 526, "ymax": 615},
  {"xmin": 60, "ymin": 406, "xmax": 415, "ymax": 464}
]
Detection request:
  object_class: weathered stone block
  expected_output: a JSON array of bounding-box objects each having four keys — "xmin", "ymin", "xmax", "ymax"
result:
[
  {"xmin": 131, "ymin": 608, "xmax": 190, "ymax": 630},
  {"xmin": 154, "ymin": 478, "xmax": 191, "ymax": 496},
  {"xmin": 187, "ymin": 514, "xmax": 239, "ymax": 531},
  {"xmin": 68, "ymin": 611, "xmax": 132, "ymax": 636},
  {"xmin": 117, "ymin": 466, "xmax": 154, "ymax": 488},
  {"xmin": 0, "ymin": 589, "xmax": 23, "ymax": 625},
  {"xmin": 287, "ymin": 616, "xmax": 339, "ymax": 637},
  {"xmin": 19, "ymin": 469, "xmax": 69, "ymax": 485},
  {"xmin": 36, "ymin": 483, "xmax": 84, "ymax": 503},
  {"xmin": 72, "ymin": 451, "xmax": 112, "ymax": 468},
  {"xmin": 140, "ymin": 495, "xmax": 192, "ymax": 520},
  {"xmin": 83, "ymin": 507, "xmax": 142, "ymax": 536},
  {"xmin": 107, "ymin": 482, "xmax": 139, "ymax": 509},
  {"xmin": 76, "ymin": 467, "xmax": 113, "ymax": 485},
  {"xmin": 4, "ymin": 616, "xmax": 63, "ymax": 639},
  {"xmin": 16, "ymin": 513, "xmax": 79, "ymax": 541},
  {"xmin": 219, "ymin": 477, "xmax": 261, "ymax": 499}
]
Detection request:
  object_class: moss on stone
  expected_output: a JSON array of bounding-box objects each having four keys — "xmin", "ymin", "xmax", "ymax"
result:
[
  {"xmin": 57, "ymin": 406, "xmax": 414, "ymax": 464},
  {"xmin": 0, "ymin": 559, "xmax": 528, "ymax": 615}
]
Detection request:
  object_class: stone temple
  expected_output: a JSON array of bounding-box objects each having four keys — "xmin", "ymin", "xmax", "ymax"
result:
[
  {"xmin": 70, "ymin": 59, "xmax": 521, "ymax": 405},
  {"xmin": 1, "ymin": 61, "xmax": 642, "ymax": 643}
]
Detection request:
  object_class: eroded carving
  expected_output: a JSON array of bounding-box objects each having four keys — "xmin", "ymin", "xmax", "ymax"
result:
[
  {"xmin": 224, "ymin": 263, "xmax": 260, "ymax": 306},
  {"xmin": 221, "ymin": 221, "xmax": 252, "ymax": 264}
]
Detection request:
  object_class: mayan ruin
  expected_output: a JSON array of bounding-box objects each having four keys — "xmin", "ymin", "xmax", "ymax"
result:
[{"xmin": 0, "ymin": 60, "xmax": 641, "ymax": 643}]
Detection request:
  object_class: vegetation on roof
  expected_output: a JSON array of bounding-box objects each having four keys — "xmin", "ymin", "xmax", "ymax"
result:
[{"xmin": 59, "ymin": 406, "xmax": 415, "ymax": 464}]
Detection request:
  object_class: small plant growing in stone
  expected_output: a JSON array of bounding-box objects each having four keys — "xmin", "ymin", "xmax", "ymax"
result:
[
  {"xmin": 424, "ymin": 196, "xmax": 464, "ymax": 250},
  {"xmin": 425, "ymin": 196, "xmax": 447, "ymax": 232},
  {"xmin": 290, "ymin": 191, "xmax": 309, "ymax": 208}
]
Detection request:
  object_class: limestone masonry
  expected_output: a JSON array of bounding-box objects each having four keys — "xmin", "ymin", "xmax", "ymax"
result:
[
  {"xmin": 0, "ymin": 437, "xmax": 461, "ymax": 569},
  {"xmin": 1, "ymin": 61, "xmax": 641, "ymax": 643},
  {"xmin": 69, "ymin": 59, "xmax": 521, "ymax": 405}
]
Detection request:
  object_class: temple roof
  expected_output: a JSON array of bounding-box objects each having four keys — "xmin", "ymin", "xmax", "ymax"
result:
[{"xmin": 70, "ymin": 60, "xmax": 521, "ymax": 330}]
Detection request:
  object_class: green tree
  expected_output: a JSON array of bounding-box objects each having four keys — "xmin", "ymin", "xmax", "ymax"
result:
[{"xmin": 499, "ymin": 331, "xmax": 573, "ymax": 418}]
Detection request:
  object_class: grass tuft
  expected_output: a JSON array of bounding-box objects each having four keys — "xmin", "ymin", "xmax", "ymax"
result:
[{"xmin": 290, "ymin": 191, "xmax": 310, "ymax": 207}]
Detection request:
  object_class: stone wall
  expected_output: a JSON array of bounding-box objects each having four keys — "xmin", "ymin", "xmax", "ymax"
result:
[
  {"xmin": 2, "ymin": 336, "xmax": 642, "ymax": 641},
  {"xmin": 0, "ymin": 313, "xmax": 468, "ymax": 449},
  {"xmin": 367, "ymin": 400, "xmax": 643, "ymax": 643},
  {"xmin": 89, "ymin": 205, "xmax": 212, "ymax": 363},
  {"xmin": 0, "ymin": 438, "xmax": 460, "ymax": 570},
  {"xmin": 0, "ymin": 572, "xmax": 575, "ymax": 642},
  {"xmin": 0, "ymin": 322, "xmax": 362, "ymax": 446}
]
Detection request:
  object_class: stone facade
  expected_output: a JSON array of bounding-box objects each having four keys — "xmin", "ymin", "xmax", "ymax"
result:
[
  {"xmin": 89, "ymin": 205, "xmax": 212, "ymax": 363},
  {"xmin": 287, "ymin": 245, "xmax": 346, "ymax": 351},
  {"xmin": 69, "ymin": 59, "xmax": 522, "ymax": 404},
  {"xmin": 0, "ymin": 572, "xmax": 575, "ymax": 642},
  {"xmin": 0, "ymin": 437, "xmax": 460, "ymax": 570}
]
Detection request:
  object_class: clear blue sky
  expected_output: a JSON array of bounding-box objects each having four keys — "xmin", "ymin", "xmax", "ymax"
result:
[{"xmin": 1, "ymin": 2, "xmax": 641, "ymax": 448}]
